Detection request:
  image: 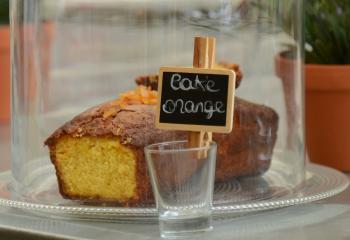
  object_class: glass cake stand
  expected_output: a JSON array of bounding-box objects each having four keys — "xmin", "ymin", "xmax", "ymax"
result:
[{"xmin": 0, "ymin": 155, "xmax": 348, "ymax": 221}]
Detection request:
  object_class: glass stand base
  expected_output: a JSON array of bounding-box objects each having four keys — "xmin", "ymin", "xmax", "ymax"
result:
[
  {"xmin": 159, "ymin": 215, "xmax": 213, "ymax": 238},
  {"xmin": 0, "ymin": 163, "xmax": 348, "ymax": 220}
]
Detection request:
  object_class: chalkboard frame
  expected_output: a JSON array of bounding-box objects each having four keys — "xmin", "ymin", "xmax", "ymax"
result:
[{"xmin": 155, "ymin": 66, "xmax": 236, "ymax": 133}]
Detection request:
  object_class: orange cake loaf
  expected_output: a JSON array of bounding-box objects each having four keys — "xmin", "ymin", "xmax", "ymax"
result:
[
  {"xmin": 45, "ymin": 62, "xmax": 278, "ymax": 205},
  {"xmin": 45, "ymin": 86, "xmax": 278, "ymax": 205}
]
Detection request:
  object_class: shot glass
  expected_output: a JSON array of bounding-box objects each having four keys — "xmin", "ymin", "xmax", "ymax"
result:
[{"xmin": 144, "ymin": 140, "xmax": 217, "ymax": 238}]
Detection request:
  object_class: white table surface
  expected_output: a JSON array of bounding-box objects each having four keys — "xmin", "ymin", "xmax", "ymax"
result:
[{"xmin": 1, "ymin": 122, "xmax": 350, "ymax": 240}]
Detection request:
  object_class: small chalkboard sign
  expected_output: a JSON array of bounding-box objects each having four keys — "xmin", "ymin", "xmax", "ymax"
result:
[{"xmin": 156, "ymin": 67, "xmax": 236, "ymax": 133}]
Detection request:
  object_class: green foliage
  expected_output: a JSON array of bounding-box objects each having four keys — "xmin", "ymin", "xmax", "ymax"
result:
[
  {"xmin": 0, "ymin": 0, "xmax": 9, "ymax": 25},
  {"xmin": 251, "ymin": 0, "xmax": 350, "ymax": 64},
  {"xmin": 305, "ymin": 0, "xmax": 350, "ymax": 64}
]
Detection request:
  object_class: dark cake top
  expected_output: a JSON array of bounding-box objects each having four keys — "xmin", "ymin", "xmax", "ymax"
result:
[{"xmin": 44, "ymin": 103, "xmax": 181, "ymax": 148}]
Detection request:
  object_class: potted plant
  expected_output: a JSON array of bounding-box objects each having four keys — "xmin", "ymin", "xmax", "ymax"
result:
[
  {"xmin": 274, "ymin": 0, "xmax": 350, "ymax": 170},
  {"xmin": 0, "ymin": 0, "xmax": 10, "ymax": 123},
  {"xmin": 304, "ymin": 0, "xmax": 350, "ymax": 171}
]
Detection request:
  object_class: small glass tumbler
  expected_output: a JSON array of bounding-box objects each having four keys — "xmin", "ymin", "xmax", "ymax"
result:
[{"xmin": 144, "ymin": 140, "xmax": 217, "ymax": 238}]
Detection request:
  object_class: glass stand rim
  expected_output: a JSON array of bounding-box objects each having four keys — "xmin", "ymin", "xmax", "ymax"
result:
[{"xmin": 0, "ymin": 163, "xmax": 348, "ymax": 221}]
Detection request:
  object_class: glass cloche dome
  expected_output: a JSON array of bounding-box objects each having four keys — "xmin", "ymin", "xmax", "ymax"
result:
[{"xmin": 8, "ymin": 0, "xmax": 321, "ymax": 218}]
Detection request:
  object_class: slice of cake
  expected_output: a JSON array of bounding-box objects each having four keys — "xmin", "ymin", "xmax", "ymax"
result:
[
  {"xmin": 45, "ymin": 87, "xmax": 278, "ymax": 205},
  {"xmin": 45, "ymin": 103, "xmax": 183, "ymax": 205}
]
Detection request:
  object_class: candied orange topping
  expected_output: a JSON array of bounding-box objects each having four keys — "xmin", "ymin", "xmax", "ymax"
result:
[
  {"xmin": 103, "ymin": 86, "xmax": 158, "ymax": 118},
  {"xmin": 119, "ymin": 86, "xmax": 158, "ymax": 105}
]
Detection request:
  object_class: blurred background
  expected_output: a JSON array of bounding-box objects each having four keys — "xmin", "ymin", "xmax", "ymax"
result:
[{"xmin": 0, "ymin": 3, "xmax": 350, "ymax": 240}]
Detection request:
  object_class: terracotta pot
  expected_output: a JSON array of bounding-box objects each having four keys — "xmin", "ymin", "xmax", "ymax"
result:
[
  {"xmin": 0, "ymin": 25, "xmax": 10, "ymax": 123},
  {"xmin": 305, "ymin": 64, "xmax": 350, "ymax": 171},
  {"xmin": 276, "ymin": 51, "xmax": 350, "ymax": 171},
  {"xmin": 15, "ymin": 22, "xmax": 55, "ymax": 102},
  {"xmin": 274, "ymin": 51, "xmax": 298, "ymax": 147},
  {"xmin": 1, "ymin": 22, "xmax": 54, "ymax": 123}
]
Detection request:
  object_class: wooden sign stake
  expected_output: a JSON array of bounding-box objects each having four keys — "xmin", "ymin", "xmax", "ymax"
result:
[
  {"xmin": 188, "ymin": 37, "xmax": 216, "ymax": 150},
  {"xmin": 156, "ymin": 36, "xmax": 236, "ymax": 154}
]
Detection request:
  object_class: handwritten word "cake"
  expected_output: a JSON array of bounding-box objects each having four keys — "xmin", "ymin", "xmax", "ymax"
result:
[{"xmin": 170, "ymin": 73, "xmax": 220, "ymax": 92}]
